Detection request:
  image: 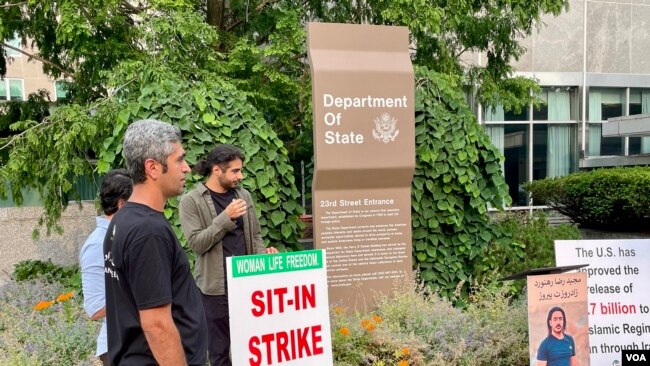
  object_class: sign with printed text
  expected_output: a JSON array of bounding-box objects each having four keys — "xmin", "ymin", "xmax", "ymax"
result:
[
  {"xmin": 527, "ymin": 272, "xmax": 591, "ymax": 366},
  {"xmin": 226, "ymin": 250, "xmax": 333, "ymax": 366},
  {"xmin": 555, "ymin": 240, "xmax": 650, "ymax": 366},
  {"xmin": 307, "ymin": 22, "xmax": 415, "ymax": 312}
]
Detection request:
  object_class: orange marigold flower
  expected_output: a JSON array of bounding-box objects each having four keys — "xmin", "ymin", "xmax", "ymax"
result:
[
  {"xmin": 401, "ymin": 347, "xmax": 410, "ymax": 356},
  {"xmin": 398, "ymin": 360, "xmax": 409, "ymax": 366},
  {"xmin": 333, "ymin": 306, "xmax": 344, "ymax": 315},
  {"xmin": 372, "ymin": 314, "xmax": 383, "ymax": 323},
  {"xmin": 33, "ymin": 300, "xmax": 54, "ymax": 311},
  {"xmin": 338, "ymin": 327, "xmax": 350, "ymax": 336},
  {"xmin": 56, "ymin": 291, "xmax": 74, "ymax": 302},
  {"xmin": 361, "ymin": 319, "xmax": 375, "ymax": 332}
]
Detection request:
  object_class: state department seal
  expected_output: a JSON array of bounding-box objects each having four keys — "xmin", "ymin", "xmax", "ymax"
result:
[{"xmin": 372, "ymin": 112, "xmax": 399, "ymax": 143}]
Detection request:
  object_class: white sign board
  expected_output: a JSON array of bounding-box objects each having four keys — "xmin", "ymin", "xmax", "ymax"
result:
[
  {"xmin": 555, "ymin": 239, "xmax": 650, "ymax": 366},
  {"xmin": 226, "ymin": 249, "xmax": 333, "ymax": 366}
]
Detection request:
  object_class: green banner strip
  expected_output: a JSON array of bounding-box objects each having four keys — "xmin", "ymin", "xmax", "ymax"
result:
[{"xmin": 231, "ymin": 250, "xmax": 323, "ymax": 278}]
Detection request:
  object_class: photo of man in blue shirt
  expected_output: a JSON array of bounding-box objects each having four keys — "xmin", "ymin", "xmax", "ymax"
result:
[{"xmin": 536, "ymin": 306, "xmax": 577, "ymax": 366}]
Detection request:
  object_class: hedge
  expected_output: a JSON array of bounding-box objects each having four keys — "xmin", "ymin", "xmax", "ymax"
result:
[{"xmin": 523, "ymin": 167, "xmax": 650, "ymax": 231}]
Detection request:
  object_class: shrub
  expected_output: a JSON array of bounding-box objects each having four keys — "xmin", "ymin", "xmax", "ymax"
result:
[
  {"xmin": 0, "ymin": 279, "xmax": 98, "ymax": 365},
  {"xmin": 12, "ymin": 259, "xmax": 81, "ymax": 292},
  {"xmin": 412, "ymin": 68, "xmax": 512, "ymax": 301},
  {"xmin": 487, "ymin": 212, "xmax": 581, "ymax": 295},
  {"xmin": 331, "ymin": 278, "xmax": 529, "ymax": 366},
  {"xmin": 492, "ymin": 212, "xmax": 582, "ymax": 276},
  {"xmin": 524, "ymin": 167, "xmax": 650, "ymax": 231}
]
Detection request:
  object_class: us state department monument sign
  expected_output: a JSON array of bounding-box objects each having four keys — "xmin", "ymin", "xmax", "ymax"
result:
[{"xmin": 307, "ymin": 22, "xmax": 415, "ymax": 311}]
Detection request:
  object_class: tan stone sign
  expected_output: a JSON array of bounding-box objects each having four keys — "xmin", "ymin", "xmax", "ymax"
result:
[{"xmin": 307, "ymin": 22, "xmax": 415, "ymax": 311}]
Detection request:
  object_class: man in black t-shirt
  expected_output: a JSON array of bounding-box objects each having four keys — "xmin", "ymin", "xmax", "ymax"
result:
[
  {"xmin": 104, "ymin": 119, "xmax": 208, "ymax": 366},
  {"xmin": 179, "ymin": 144, "xmax": 278, "ymax": 366}
]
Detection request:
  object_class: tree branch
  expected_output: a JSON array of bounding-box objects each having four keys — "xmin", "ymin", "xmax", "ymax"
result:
[
  {"xmin": 454, "ymin": 46, "xmax": 470, "ymax": 59},
  {"xmin": 2, "ymin": 42, "xmax": 75, "ymax": 79},
  {"xmin": 225, "ymin": 0, "xmax": 280, "ymax": 32},
  {"xmin": 119, "ymin": 0, "xmax": 147, "ymax": 14},
  {"xmin": 0, "ymin": 2, "xmax": 27, "ymax": 8},
  {"xmin": 0, "ymin": 116, "xmax": 54, "ymax": 151},
  {"xmin": 0, "ymin": 78, "xmax": 134, "ymax": 151}
]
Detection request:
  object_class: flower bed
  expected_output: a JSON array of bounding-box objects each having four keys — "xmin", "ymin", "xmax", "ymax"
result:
[
  {"xmin": 0, "ymin": 279, "xmax": 99, "ymax": 365},
  {"xmin": 1, "ymin": 275, "xmax": 529, "ymax": 365}
]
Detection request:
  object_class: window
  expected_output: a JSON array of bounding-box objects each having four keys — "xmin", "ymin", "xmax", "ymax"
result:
[
  {"xmin": 588, "ymin": 88, "xmax": 625, "ymax": 156},
  {"xmin": 483, "ymin": 109, "xmax": 530, "ymax": 206},
  {"xmin": 533, "ymin": 90, "xmax": 548, "ymax": 121},
  {"xmin": 628, "ymin": 89, "xmax": 650, "ymax": 116},
  {"xmin": 483, "ymin": 86, "xmax": 578, "ymax": 207},
  {"xmin": 4, "ymin": 34, "xmax": 22, "ymax": 57},
  {"xmin": 504, "ymin": 107, "xmax": 528, "ymax": 122},
  {"xmin": 627, "ymin": 88, "xmax": 650, "ymax": 154},
  {"xmin": 503, "ymin": 124, "xmax": 530, "ymax": 206},
  {"xmin": 0, "ymin": 79, "xmax": 24, "ymax": 101},
  {"xmin": 533, "ymin": 124, "xmax": 576, "ymax": 181},
  {"xmin": 55, "ymin": 81, "xmax": 69, "ymax": 101}
]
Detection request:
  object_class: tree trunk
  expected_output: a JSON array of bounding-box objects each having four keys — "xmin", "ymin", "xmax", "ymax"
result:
[{"xmin": 206, "ymin": 0, "xmax": 226, "ymax": 30}]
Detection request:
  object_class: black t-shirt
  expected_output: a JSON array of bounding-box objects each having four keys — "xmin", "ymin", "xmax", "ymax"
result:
[
  {"xmin": 208, "ymin": 187, "xmax": 246, "ymax": 259},
  {"xmin": 104, "ymin": 202, "xmax": 208, "ymax": 366},
  {"xmin": 208, "ymin": 187, "xmax": 247, "ymax": 293}
]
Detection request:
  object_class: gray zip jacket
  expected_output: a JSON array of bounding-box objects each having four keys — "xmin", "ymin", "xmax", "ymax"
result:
[{"xmin": 179, "ymin": 184, "xmax": 265, "ymax": 295}]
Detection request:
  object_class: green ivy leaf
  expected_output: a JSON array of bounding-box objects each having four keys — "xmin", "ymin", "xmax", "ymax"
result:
[
  {"xmin": 261, "ymin": 186, "xmax": 276, "ymax": 198},
  {"xmin": 256, "ymin": 172, "xmax": 270, "ymax": 188},
  {"xmin": 281, "ymin": 223, "xmax": 292, "ymax": 239},
  {"xmin": 202, "ymin": 113, "xmax": 216, "ymax": 124}
]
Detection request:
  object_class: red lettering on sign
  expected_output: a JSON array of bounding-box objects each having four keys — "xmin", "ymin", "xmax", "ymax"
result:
[
  {"xmin": 251, "ymin": 290, "xmax": 264, "ymax": 317},
  {"xmin": 250, "ymin": 285, "xmax": 316, "ymax": 316},
  {"xmin": 249, "ymin": 337, "xmax": 261, "ymax": 366},
  {"xmin": 247, "ymin": 324, "xmax": 324, "ymax": 365}
]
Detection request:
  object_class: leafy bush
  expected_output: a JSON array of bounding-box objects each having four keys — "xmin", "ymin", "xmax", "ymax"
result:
[
  {"xmin": 412, "ymin": 68, "xmax": 512, "ymax": 300},
  {"xmin": 92, "ymin": 13, "xmax": 305, "ymax": 253},
  {"xmin": 0, "ymin": 279, "xmax": 98, "ymax": 365},
  {"xmin": 12, "ymin": 259, "xmax": 81, "ymax": 292},
  {"xmin": 331, "ymin": 278, "xmax": 529, "ymax": 366},
  {"xmin": 524, "ymin": 167, "xmax": 650, "ymax": 231},
  {"xmin": 490, "ymin": 212, "xmax": 582, "ymax": 294}
]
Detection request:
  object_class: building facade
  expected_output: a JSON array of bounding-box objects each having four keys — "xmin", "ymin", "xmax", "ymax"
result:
[
  {"xmin": 477, "ymin": 0, "xmax": 650, "ymax": 207},
  {"xmin": 2, "ymin": 36, "xmax": 66, "ymax": 102}
]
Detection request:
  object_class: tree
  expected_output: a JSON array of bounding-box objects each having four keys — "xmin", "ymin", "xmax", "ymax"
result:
[
  {"xmin": 1, "ymin": 0, "xmax": 569, "ymax": 295},
  {"xmin": 304, "ymin": 0, "xmax": 567, "ymax": 109},
  {"xmin": 0, "ymin": 9, "xmax": 305, "ymax": 252}
]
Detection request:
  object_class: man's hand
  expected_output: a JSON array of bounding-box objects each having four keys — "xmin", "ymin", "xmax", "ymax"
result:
[
  {"xmin": 225, "ymin": 199, "xmax": 247, "ymax": 219},
  {"xmin": 264, "ymin": 247, "xmax": 279, "ymax": 254}
]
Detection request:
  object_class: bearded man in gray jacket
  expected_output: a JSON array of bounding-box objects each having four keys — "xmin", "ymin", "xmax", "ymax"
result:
[{"xmin": 179, "ymin": 144, "xmax": 278, "ymax": 366}]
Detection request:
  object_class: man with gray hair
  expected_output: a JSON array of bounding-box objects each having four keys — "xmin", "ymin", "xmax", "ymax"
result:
[{"xmin": 104, "ymin": 119, "xmax": 208, "ymax": 366}]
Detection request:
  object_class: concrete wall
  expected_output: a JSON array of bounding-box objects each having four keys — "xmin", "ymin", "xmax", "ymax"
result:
[
  {"xmin": 512, "ymin": 0, "xmax": 650, "ymax": 75},
  {"xmin": 0, "ymin": 202, "xmax": 97, "ymax": 286}
]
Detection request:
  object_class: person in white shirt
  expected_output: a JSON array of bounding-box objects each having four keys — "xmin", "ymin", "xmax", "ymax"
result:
[{"xmin": 79, "ymin": 169, "xmax": 132, "ymax": 365}]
